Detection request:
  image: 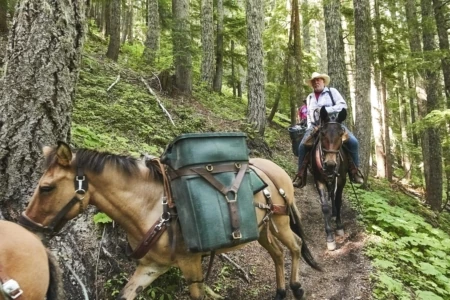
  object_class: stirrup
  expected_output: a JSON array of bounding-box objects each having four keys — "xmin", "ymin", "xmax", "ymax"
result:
[{"xmin": 350, "ymin": 170, "xmax": 364, "ymax": 184}]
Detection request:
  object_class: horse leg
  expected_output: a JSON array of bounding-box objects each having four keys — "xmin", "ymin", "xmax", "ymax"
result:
[
  {"xmin": 177, "ymin": 255, "xmax": 205, "ymax": 300},
  {"xmin": 335, "ymin": 185, "xmax": 344, "ymax": 236},
  {"xmin": 318, "ymin": 186, "xmax": 335, "ymax": 251},
  {"xmin": 117, "ymin": 262, "xmax": 170, "ymax": 300},
  {"xmin": 269, "ymin": 216, "xmax": 305, "ymax": 300},
  {"xmin": 258, "ymin": 227, "xmax": 288, "ymax": 300}
]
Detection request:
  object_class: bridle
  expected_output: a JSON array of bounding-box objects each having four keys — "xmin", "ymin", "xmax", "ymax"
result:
[
  {"xmin": 18, "ymin": 166, "xmax": 88, "ymax": 236},
  {"xmin": 317, "ymin": 121, "xmax": 344, "ymax": 184}
]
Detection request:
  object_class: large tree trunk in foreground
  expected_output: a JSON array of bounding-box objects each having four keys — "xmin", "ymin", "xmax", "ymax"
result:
[{"xmin": 0, "ymin": 0, "xmax": 94, "ymax": 298}]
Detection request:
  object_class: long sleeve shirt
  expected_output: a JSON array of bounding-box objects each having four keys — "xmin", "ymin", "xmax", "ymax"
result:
[{"xmin": 305, "ymin": 87, "xmax": 347, "ymax": 128}]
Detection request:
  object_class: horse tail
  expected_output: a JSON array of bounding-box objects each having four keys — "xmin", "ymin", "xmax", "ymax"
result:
[
  {"xmin": 289, "ymin": 204, "xmax": 322, "ymax": 271},
  {"xmin": 46, "ymin": 249, "xmax": 65, "ymax": 300}
]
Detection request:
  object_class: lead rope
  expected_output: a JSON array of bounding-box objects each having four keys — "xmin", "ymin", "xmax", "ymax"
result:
[{"xmin": 349, "ymin": 181, "xmax": 363, "ymax": 214}]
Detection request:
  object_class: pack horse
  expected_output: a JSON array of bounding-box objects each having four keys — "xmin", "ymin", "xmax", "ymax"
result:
[
  {"xmin": 0, "ymin": 220, "xmax": 63, "ymax": 300},
  {"xmin": 19, "ymin": 133, "xmax": 320, "ymax": 300}
]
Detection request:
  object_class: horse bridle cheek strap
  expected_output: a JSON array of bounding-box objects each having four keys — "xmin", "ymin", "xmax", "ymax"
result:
[
  {"xmin": 0, "ymin": 264, "xmax": 24, "ymax": 299},
  {"xmin": 19, "ymin": 167, "xmax": 88, "ymax": 235}
]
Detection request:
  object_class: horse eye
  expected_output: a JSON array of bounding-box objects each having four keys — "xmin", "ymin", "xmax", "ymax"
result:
[{"xmin": 39, "ymin": 186, "xmax": 55, "ymax": 193}]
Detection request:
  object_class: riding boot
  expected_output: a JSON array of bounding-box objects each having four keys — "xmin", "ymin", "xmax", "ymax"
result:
[
  {"xmin": 293, "ymin": 159, "xmax": 308, "ymax": 188},
  {"xmin": 348, "ymin": 161, "xmax": 364, "ymax": 184}
]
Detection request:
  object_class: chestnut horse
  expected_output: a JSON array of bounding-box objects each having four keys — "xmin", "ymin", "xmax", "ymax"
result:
[
  {"xmin": 309, "ymin": 107, "xmax": 349, "ymax": 251},
  {"xmin": 19, "ymin": 142, "xmax": 320, "ymax": 300},
  {"xmin": 0, "ymin": 220, "xmax": 63, "ymax": 300}
]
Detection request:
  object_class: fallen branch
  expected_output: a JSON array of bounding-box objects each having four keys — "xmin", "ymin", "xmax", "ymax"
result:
[
  {"xmin": 219, "ymin": 254, "xmax": 250, "ymax": 283},
  {"xmin": 106, "ymin": 74, "xmax": 120, "ymax": 92},
  {"xmin": 140, "ymin": 77, "xmax": 175, "ymax": 126}
]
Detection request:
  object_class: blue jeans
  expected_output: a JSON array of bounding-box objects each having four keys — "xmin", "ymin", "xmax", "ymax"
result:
[{"xmin": 297, "ymin": 125, "xmax": 359, "ymax": 172}]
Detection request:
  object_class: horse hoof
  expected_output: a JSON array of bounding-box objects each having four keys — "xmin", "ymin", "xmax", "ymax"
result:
[
  {"xmin": 327, "ymin": 240, "xmax": 336, "ymax": 251},
  {"xmin": 274, "ymin": 289, "xmax": 287, "ymax": 300},
  {"xmin": 336, "ymin": 229, "xmax": 344, "ymax": 236},
  {"xmin": 292, "ymin": 287, "xmax": 304, "ymax": 299}
]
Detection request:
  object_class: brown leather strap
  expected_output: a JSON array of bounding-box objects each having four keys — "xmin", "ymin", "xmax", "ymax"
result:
[
  {"xmin": 127, "ymin": 219, "xmax": 167, "ymax": 259},
  {"xmin": 192, "ymin": 163, "xmax": 248, "ymax": 239},
  {"xmin": 168, "ymin": 163, "xmax": 246, "ymax": 179},
  {"xmin": 0, "ymin": 264, "xmax": 24, "ymax": 299},
  {"xmin": 148, "ymin": 158, "xmax": 175, "ymax": 208}
]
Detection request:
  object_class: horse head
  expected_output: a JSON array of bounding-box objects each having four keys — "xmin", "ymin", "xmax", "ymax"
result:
[
  {"xmin": 20, "ymin": 142, "xmax": 91, "ymax": 236},
  {"xmin": 318, "ymin": 106, "xmax": 348, "ymax": 173}
]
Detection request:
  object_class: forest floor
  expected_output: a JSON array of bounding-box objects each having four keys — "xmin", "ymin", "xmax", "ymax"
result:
[{"xmin": 174, "ymin": 167, "xmax": 374, "ymax": 300}]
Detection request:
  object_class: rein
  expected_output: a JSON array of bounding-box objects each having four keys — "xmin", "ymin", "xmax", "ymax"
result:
[{"xmin": 19, "ymin": 166, "xmax": 88, "ymax": 235}]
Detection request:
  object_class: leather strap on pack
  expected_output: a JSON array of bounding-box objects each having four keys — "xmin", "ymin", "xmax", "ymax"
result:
[
  {"xmin": 191, "ymin": 163, "xmax": 248, "ymax": 240},
  {"xmin": 0, "ymin": 264, "xmax": 23, "ymax": 299}
]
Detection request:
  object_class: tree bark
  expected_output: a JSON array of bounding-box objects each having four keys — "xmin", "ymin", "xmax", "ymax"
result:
[
  {"xmin": 173, "ymin": 0, "xmax": 192, "ymax": 94},
  {"xmin": 0, "ymin": 0, "xmax": 8, "ymax": 67},
  {"xmin": 353, "ymin": 0, "xmax": 372, "ymax": 183},
  {"xmin": 323, "ymin": 0, "xmax": 351, "ymax": 125},
  {"xmin": 106, "ymin": 0, "xmax": 121, "ymax": 61},
  {"xmin": 200, "ymin": 0, "xmax": 214, "ymax": 88},
  {"xmin": 0, "ymin": 0, "xmax": 90, "ymax": 297},
  {"xmin": 421, "ymin": 0, "xmax": 443, "ymax": 210},
  {"xmin": 246, "ymin": 0, "xmax": 266, "ymax": 135},
  {"xmin": 213, "ymin": 0, "xmax": 224, "ymax": 92},
  {"xmin": 143, "ymin": 0, "xmax": 160, "ymax": 64}
]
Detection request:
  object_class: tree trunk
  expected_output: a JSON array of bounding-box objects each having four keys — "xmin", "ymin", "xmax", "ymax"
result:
[
  {"xmin": 143, "ymin": 0, "xmax": 160, "ymax": 64},
  {"xmin": 353, "ymin": 0, "xmax": 372, "ymax": 184},
  {"xmin": 231, "ymin": 40, "xmax": 236, "ymax": 96},
  {"xmin": 0, "ymin": 0, "xmax": 7, "ymax": 67},
  {"xmin": 213, "ymin": 0, "xmax": 223, "ymax": 92},
  {"xmin": 374, "ymin": 0, "xmax": 392, "ymax": 181},
  {"xmin": 106, "ymin": 0, "xmax": 121, "ymax": 61},
  {"xmin": 200, "ymin": 0, "xmax": 214, "ymax": 88},
  {"xmin": 372, "ymin": 65, "xmax": 386, "ymax": 178},
  {"xmin": 246, "ymin": 0, "xmax": 266, "ymax": 135},
  {"xmin": 398, "ymin": 75, "xmax": 412, "ymax": 181},
  {"xmin": 0, "ymin": 0, "xmax": 90, "ymax": 296},
  {"xmin": 173, "ymin": 0, "xmax": 192, "ymax": 94},
  {"xmin": 302, "ymin": 0, "xmax": 310, "ymax": 53},
  {"xmin": 323, "ymin": 0, "xmax": 351, "ymax": 125},
  {"xmin": 421, "ymin": 0, "xmax": 443, "ymax": 210},
  {"xmin": 292, "ymin": 0, "xmax": 303, "ymax": 108}
]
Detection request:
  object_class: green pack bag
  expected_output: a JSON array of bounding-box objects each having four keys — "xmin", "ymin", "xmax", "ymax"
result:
[{"xmin": 161, "ymin": 132, "xmax": 265, "ymax": 252}]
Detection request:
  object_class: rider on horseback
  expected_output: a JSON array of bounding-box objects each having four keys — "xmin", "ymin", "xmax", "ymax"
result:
[{"xmin": 292, "ymin": 72, "xmax": 364, "ymax": 188}]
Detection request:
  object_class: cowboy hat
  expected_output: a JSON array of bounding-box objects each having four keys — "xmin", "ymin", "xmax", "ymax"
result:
[{"xmin": 306, "ymin": 72, "xmax": 330, "ymax": 87}]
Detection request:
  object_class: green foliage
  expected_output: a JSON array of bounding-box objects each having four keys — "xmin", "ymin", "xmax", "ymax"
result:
[
  {"xmin": 93, "ymin": 212, "xmax": 113, "ymax": 224},
  {"xmin": 104, "ymin": 269, "xmax": 182, "ymax": 300},
  {"xmin": 346, "ymin": 180, "xmax": 450, "ymax": 300}
]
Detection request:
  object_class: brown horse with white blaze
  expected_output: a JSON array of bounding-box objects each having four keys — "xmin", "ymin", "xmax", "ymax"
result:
[
  {"xmin": 0, "ymin": 220, "xmax": 64, "ymax": 300},
  {"xmin": 20, "ymin": 142, "xmax": 320, "ymax": 300}
]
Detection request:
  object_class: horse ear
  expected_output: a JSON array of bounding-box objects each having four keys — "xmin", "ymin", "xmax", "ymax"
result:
[
  {"xmin": 320, "ymin": 106, "xmax": 329, "ymax": 122},
  {"xmin": 337, "ymin": 109, "xmax": 347, "ymax": 123},
  {"xmin": 56, "ymin": 141, "xmax": 72, "ymax": 167}
]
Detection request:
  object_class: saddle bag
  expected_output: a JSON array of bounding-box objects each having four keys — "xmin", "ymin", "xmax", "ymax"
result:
[
  {"xmin": 161, "ymin": 132, "xmax": 265, "ymax": 252},
  {"xmin": 288, "ymin": 125, "xmax": 306, "ymax": 156}
]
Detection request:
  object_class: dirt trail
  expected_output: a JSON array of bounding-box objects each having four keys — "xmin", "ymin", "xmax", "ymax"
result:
[{"xmin": 175, "ymin": 174, "xmax": 373, "ymax": 300}]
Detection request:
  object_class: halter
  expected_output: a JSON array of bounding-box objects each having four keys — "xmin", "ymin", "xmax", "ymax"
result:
[
  {"xmin": 18, "ymin": 166, "xmax": 88, "ymax": 235},
  {"xmin": 316, "ymin": 121, "xmax": 343, "ymax": 185}
]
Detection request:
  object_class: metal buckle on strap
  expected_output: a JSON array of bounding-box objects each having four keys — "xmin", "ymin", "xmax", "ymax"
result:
[
  {"xmin": 232, "ymin": 230, "xmax": 242, "ymax": 239},
  {"xmin": 75, "ymin": 176, "xmax": 86, "ymax": 194},
  {"xmin": 226, "ymin": 191, "xmax": 237, "ymax": 203},
  {"xmin": 2, "ymin": 279, "xmax": 23, "ymax": 299}
]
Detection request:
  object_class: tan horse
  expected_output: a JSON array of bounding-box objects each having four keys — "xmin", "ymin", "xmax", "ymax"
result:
[
  {"xmin": 20, "ymin": 142, "xmax": 320, "ymax": 300},
  {"xmin": 0, "ymin": 220, "xmax": 63, "ymax": 300}
]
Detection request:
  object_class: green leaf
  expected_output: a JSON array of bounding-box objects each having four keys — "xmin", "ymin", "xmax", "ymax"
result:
[
  {"xmin": 419, "ymin": 262, "xmax": 442, "ymax": 276},
  {"xmin": 93, "ymin": 212, "xmax": 113, "ymax": 224}
]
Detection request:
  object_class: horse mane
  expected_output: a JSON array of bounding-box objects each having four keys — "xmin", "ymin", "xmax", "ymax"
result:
[{"xmin": 44, "ymin": 147, "xmax": 163, "ymax": 182}]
